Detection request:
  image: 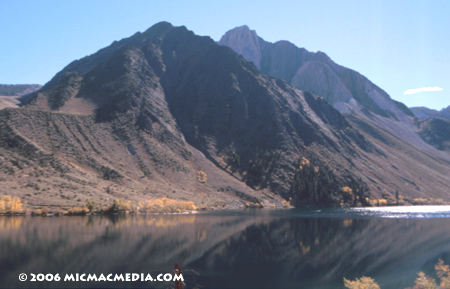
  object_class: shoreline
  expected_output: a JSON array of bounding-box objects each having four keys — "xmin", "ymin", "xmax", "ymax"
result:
[{"xmin": 3, "ymin": 204, "xmax": 450, "ymax": 217}]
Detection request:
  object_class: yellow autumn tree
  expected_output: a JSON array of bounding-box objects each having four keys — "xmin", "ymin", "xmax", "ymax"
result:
[
  {"xmin": 137, "ymin": 198, "xmax": 196, "ymax": 213},
  {"xmin": 298, "ymin": 157, "xmax": 310, "ymax": 170},
  {"xmin": 415, "ymin": 272, "xmax": 438, "ymax": 289},
  {"xmin": 342, "ymin": 186, "xmax": 352, "ymax": 194},
  {"xmin": 343, "ymin": 276, "xmax": 380, "ymax": 289},
  {"xmin": 0, "ymin": 195, "xmax": 23, "ymax": 214},
  {"xmin": 436, "ymin": 259, "xmax": 450, "ymax": 288},
  {"xmin": 343, "ymin": 260, "xmax": 450, "ymax": 289},
  {"xmin": 197, "ymin": 170, "xmax": 207, "ymax": 183},
  {"xmin": 412, "ymin": 260, "xmax": 450, "ymax": 289}
]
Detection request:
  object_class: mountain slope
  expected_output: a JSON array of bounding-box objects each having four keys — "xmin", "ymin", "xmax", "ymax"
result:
[
  {"xmin": 18, "ymin": 22, "xmax": 376, "ymax": 205},
  {"xmin": 0, "ymin": 84, "xmax": 42, "ymax": 97},
  {"xmin": 1, "ymin": 22, "xmax": 450, "ymax": 208},
  {"xmin": 0, "ymin": 84, "xmax": 42, "ymax": 110},
  {"xmin": 411, "ymin": 105, "xmax": 450, "ymax": 120},
  {"xmin": 410, "ymin": 106, "xmax": 450, "ymax": 151},
  {"xmin": 219, "ymin": 26, "xmax": 414, "ymax": 121},
  {"xmin": 218, "ymin": 26, "xmax": 436, "ymax": 155},
  {"xmin": 417, "ymin": 117, "xmax": 450, "ymax": 151},
  {"xmin": 219, "ymin": 25, "xmax": 450, "ymax": 201},
  {"xmin": 219, "ymin": 26, "xmax": 420, "ymax": 149}
]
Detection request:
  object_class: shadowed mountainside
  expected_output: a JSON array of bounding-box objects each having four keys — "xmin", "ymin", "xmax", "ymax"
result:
[
  {"xmin": 219, "ymin": 25, "xmax": 414, "ymax": 121},
  {"xmin": 2, "ymin": 22, "xmax": 371, "ymax": 207},
  {"xmin": 409, "ymin": 106, "xmax": 450, "ymax": 152},
  {"xmin": 417, "ymin": 117, "xmax": 450, "ymax": 151},
  {"xmin": 219, "ymin": 24, "xmax": 450, "ymax": 202},
  {"xmin": 1, "ymin": 22, "xmax": 450, "ymax": 208},
  {"xmin": 218, "ymin": 26, "xmax": 444, "ymax": 156}
]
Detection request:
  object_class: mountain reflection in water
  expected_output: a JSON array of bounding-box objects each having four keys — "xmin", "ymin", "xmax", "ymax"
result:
[{"xmin": 1, "ymin": 208, "xmax": 450, "ymax": 289}]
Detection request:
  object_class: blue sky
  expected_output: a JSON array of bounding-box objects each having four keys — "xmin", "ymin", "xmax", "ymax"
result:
[{"xmin": 1, "ymin": 0, "xmax": 449, "ymax": 109}]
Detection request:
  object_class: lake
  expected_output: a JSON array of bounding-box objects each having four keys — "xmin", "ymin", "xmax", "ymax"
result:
[{"xmin": 1, "ymin": 206, "xmax": 450, "ymax": 289}]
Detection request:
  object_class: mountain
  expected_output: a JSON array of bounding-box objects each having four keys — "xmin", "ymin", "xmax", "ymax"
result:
[
  {"xmin": 410, "ymin": 105, "xmax": 450, "ymax": 120},
  {"xmin": 409, "ymin": 106, "xmax": 450, "ymax": 151},
  {"xmin": 219, "ymin": 26, "xmax": 414, "ymax": 120},
  {"xmin": 0, "ymin": 84, "xmax": 42, "ymax": 97},
  {"xmin": 417, "ymin": 117, "xmax": 450, "ymax": 151},
  {"xmin": 218, "ymin": 26, "xmax": 441, "ymax": 153},
  {"xmin": 4, "ymin": 22, "xmax": 371, "ymax": 207},
  {"xmin": 1, "ymin": 22, "xmax": 450, "ymax": 209},
  {"xmin": 0, "ymin": 84, "xmax": 42, "ymax": 110},
  {"xmin": 219, "ymin": 25, "xmax": 450, "ymax": 199}
]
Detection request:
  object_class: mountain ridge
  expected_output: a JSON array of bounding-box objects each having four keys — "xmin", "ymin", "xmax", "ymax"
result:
[
  {"xmin": 219, "ymin": 25, "xmax": 414, "ymax": 120},
  {"xmin": 21, "ymin": 22, "xmax": 373, "ymax": 200},
  {"xmin": 1, "ymin": 22, "xmax": 450, "ymax": 208},
  {"xmin": 0, "ymin": 84, "xmax": 42, "ymax": 97},
  {"xmin": 219, "ymin": 24, "xmax": 450, "ymax": 200},
  {"xmin": 0, "ymin": 84, "xmax": 42, "ymax": 110},
  {"xmin": 410, "ymin": 105, "xmax": 450, "ymax": 120}
]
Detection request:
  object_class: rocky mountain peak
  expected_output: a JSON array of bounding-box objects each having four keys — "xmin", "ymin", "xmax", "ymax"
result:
[
  {"xmin": 219, "ymin": 25, "xmax": 263, "ymax": 68},
  {"xmin": 143, "ymin": 20, "xmax": 174, "ymax": 33},
  {"xmin": 219, "ymin": 25, "xmax": 414, "ymax": 124}
]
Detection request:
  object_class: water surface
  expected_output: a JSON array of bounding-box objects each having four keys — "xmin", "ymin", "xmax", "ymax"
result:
[{"xmin": 1, "ymin": 206, "xmax": 450, "ymax": 289}]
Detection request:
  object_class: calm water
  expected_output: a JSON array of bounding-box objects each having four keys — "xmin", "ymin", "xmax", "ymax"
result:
[{"xmin": 1, "ymin": 206, "xmax": 450, "ymax": 289}]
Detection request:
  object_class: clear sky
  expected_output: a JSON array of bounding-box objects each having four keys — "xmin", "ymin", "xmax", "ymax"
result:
[{"xmin": 1, "ymin": 0, "xmax": 449, "ymax": 109}]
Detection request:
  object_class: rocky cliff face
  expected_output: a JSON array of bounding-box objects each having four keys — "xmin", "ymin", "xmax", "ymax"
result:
[
  {"xmin": 1, "ymin": 22, "xmax": 450, "ymax": 208},
  {"xmin": 218, "ymin": 25, "xmax": 263, "ymax": 69},
  {"xmin": 219, "ymin": 26, "xmax": 414, "ymax": 121}
]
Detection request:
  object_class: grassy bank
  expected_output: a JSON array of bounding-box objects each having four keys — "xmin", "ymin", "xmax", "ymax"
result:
[{"xmin": 0, "ymin": 195, "xmax": 197, "ymax": 216}]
